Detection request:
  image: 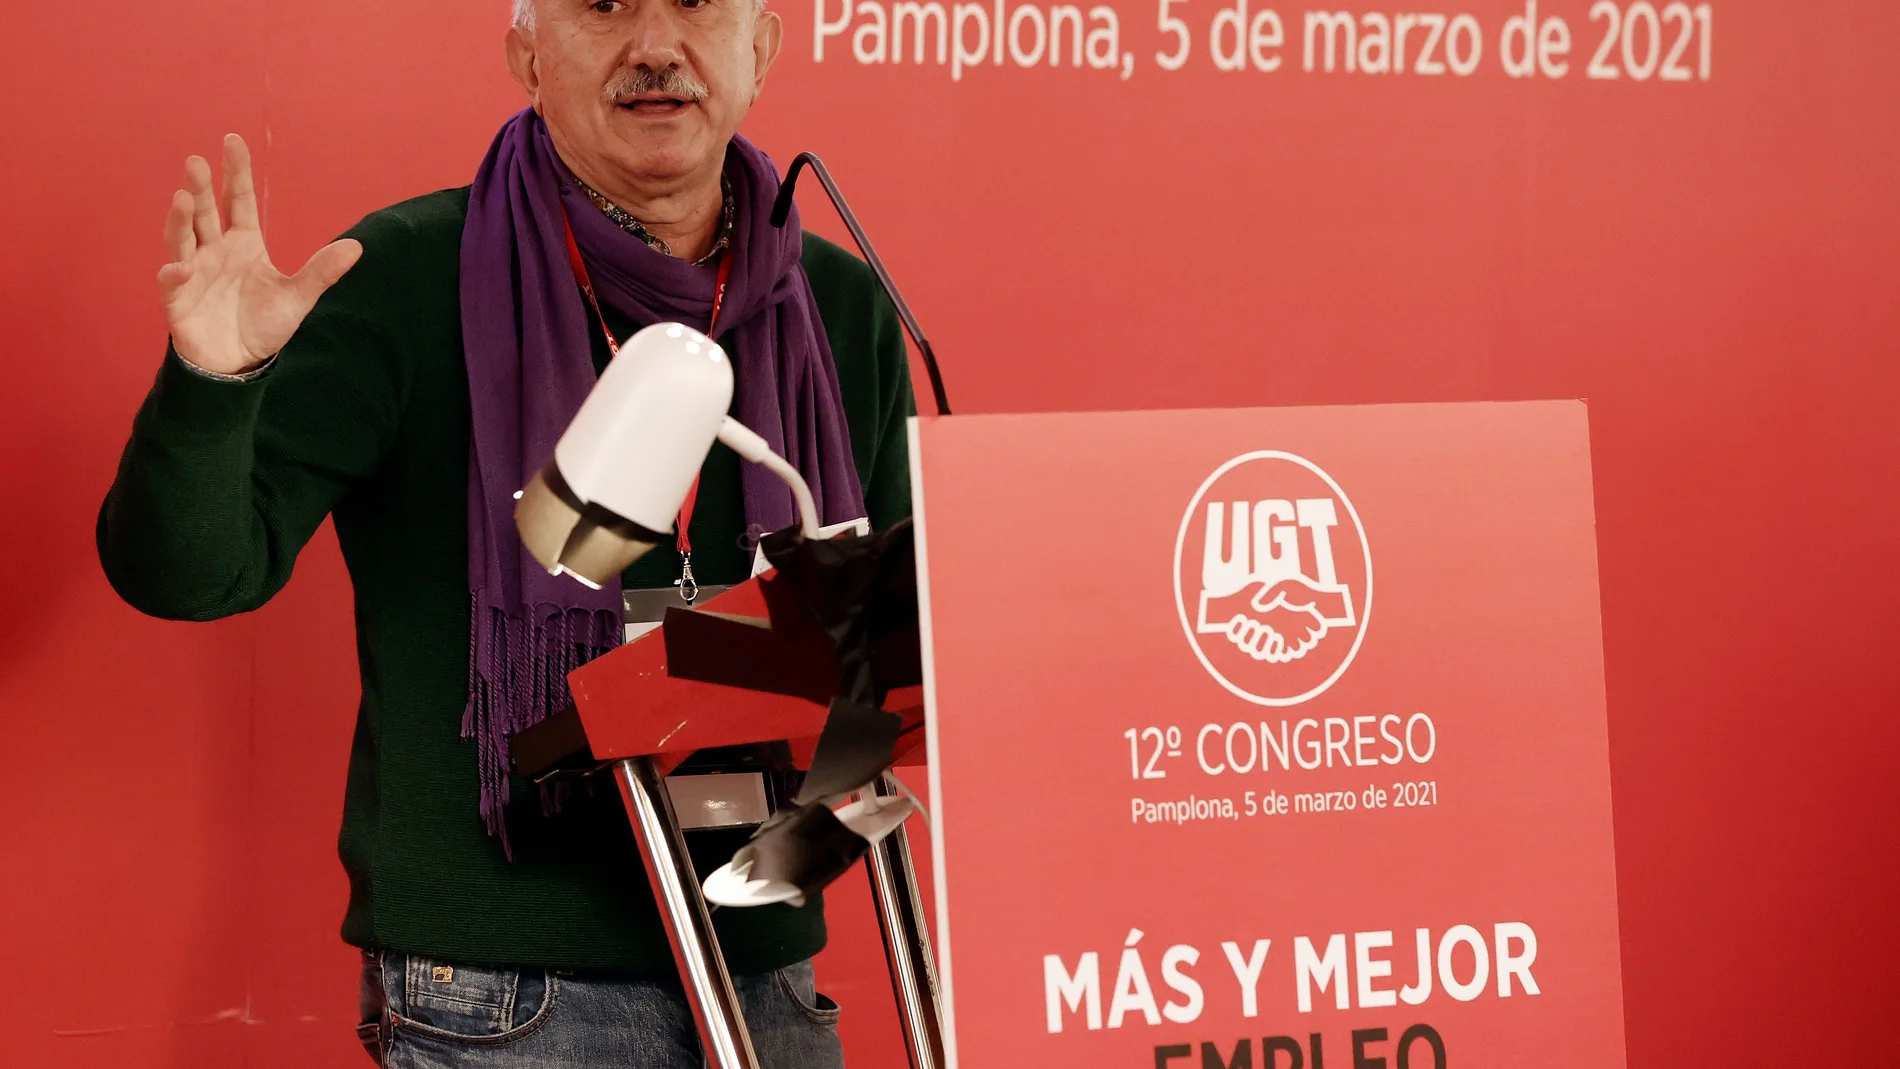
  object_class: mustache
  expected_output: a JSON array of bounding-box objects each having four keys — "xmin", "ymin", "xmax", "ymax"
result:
[{"xmin": 603, "ymin": 65, "xmax": 709, "ymax": 103}]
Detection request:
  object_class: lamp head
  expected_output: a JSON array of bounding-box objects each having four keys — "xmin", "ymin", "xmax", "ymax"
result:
[{"xmin": 515, "ymin": 323, "xmax": 734, "ymax": 589}]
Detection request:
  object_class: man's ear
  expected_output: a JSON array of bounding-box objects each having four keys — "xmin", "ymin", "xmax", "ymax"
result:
[
  {"xmin": 752, "ymin": 10, "xmax": 784, "ymax": 97},
  {"xmin": 505, "ymin": 25, "xmax": 542, "ymax": 108}
]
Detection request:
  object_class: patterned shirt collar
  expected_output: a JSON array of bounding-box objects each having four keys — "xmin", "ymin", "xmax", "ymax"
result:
[{"xmin": 574, "ymin": 175, "xmax": 733, "ymax": 268}]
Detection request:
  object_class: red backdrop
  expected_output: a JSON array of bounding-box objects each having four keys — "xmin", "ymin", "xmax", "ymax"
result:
[{"xmin": 1, "ymin": 1, "xmax": 1894, "ymax": 1066}]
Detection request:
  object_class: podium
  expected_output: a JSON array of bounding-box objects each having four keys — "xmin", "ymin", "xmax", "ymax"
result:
[
  {"xmin": 905, "ymin": 404, "xmax": 1627, "ymax": 1068},
  {"xmin": 511, "ymin": 570, "xmax": 945, "ymax": 1069},
  {"xmin": 509, "ymin": 401, "xmax": 1629, "ymax": 1068}
]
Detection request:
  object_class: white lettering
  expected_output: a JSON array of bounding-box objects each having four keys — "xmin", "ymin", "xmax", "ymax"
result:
[
  {"xmin": 1255, "ymin": 499, "xmax": 1299, "ymax": 583},
  {"xmin": 952, "ymin": 3, "xmax": 989, "ymax": 79},
  {"xmin": 1399, "ymin": 928, "xmax": 1433, "ymax": 1005},
  {"xmin": 1379, "ymin": 714, "xmax": 1404, "ymax": 764},
  {"xmin": 1197, "ymin": 723, "xmax": 1225, "ymax": 775},
  {"xmin": 1221, "ymin": 939, "xmax": 1273, "ymax": 1018},
  {"xmin": 1085, "ymin": 6, "xmax": 1121, "ymax": 69},
  {"xmin": 1353, "ymin": 715, "xmax": 1378, "ymax": 766},
  {"xmin": 1438, "ymin": 925, "xmax": 1490, "ymax": 1002},
  {"xmin": 1407, "ymin": 713, "xmax": 1437, "ymax": 762},
  {"xmin": 1304, "ymin": 10, "xmax": 1357, "ymax": 71},
  {"xmin": 1211, "ymin": 0, "xmax": 1248, "ymax": 73},
  {"xmin": 1049, "ymin": 4, "xmax": 1084, "ymax": 64},
  {"xmin": 815, "ymin": 0, "xmax": 854, "ymax": 59},
  {"xmin": 1413, "ymin": 13, "xmax": 1448, "ymax": 74},
  {"xmin": 1044, "ymin": 951, "xmax": 1101, "ymax": 1032},
  {"xmin": 1325, "ymin": 717, "xmax": 1351, "ymax": 768},
  {"xmin": 1447, "ymin": 13, "xmax": 1483, "ymax": 74},
  {"xmin": 1009, "ymin": 3, "xmax": 1048, "ymax": 64},
  {"xmin": 853, "ymin": 1, "xmax": 888, "ymax": 63},
  {"xmin": 1250, "ymin": 8, "xmax": 1285, "ymax": 70},
  {"xmin": 1294, "ymin": 717, "xmax": 1322, "ymax": 770},
  {"xmin": 1495, "ymin": 922, "xmax": 1541, "ymax": 997},
  {"xmin": 1262, "ymin": 718, "xmax": 1292, "ymax": 771},
  {"xmin": 1295, "ymin": 934, "xmax": 1350, "ymax": 1013},
  {"xmin": 1161, "ymin": 944, "xmax": 1204, "ymax": 1024},
  {"xmin": 893, "ymin": 1, "xmax": 950, "ymax": 63},
  {"xmin": 1502, "ymin": 0, "xmax": 1537, "ymax": 77},
  {"xmin": 1225, "ymin": 722, "xmax": 1259, "ymax": 774},
  {"xmin": 1357, "ymin": 12, "xmax": 1391, "ymax": 74},
  {"xmin": 1109, "ymin": 930, "xmax": 1162, "ymax": 1028},
  {"xmin": 1355, "ymin": 930, "xmax": 1397, "ymax": 1008}
]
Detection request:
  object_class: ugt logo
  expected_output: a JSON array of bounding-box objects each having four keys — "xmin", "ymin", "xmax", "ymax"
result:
[{"xmin": 1173, "ymin": 451, "xmax": 1373, "ymax": 706}]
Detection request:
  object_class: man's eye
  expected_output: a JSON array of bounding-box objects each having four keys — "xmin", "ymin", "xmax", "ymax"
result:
[
  {"xmin": 679, "ymin": 0, "xmax": 708, "ymax": 9},
  {"xmin": 591, "ymin": 1, "xmax": 624, "ymax": 12}
]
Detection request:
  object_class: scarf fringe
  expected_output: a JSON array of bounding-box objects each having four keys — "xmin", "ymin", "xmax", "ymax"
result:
[{"xmin": 465, "ymin": 591, "xmax": 621, "ymax": 858}]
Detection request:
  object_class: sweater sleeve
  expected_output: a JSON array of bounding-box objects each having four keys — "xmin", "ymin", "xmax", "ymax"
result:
[
  {"xmin": 862, "ymin": 289, "xmax": 919, "ymax": 532},
  {"xmin": 97, "ymin": 214, "xmax": 415, "ymax": 621}
]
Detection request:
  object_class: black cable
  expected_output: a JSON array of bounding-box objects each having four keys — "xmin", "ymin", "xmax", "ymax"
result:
[{"xmin": 772, "ymin": 153, "xmax": 952, "ymax": 417}]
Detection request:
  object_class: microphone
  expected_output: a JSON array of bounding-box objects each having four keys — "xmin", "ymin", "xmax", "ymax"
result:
[
  {"xmin": 515, "ymin": 323, "xmax": 824, "ymax": 589},
  {"xmin": 771, "ymin": 153, "xmax": 953, "ymax": 417}
]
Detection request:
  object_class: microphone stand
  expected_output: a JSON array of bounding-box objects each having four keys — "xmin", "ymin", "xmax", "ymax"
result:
[{"xmin": 772, "ymin": 153, "xmax": 954, "ymax": 418}]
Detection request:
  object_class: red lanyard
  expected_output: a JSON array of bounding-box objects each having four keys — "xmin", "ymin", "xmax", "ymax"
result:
[{"xmin": 561, "ymin": 209, "xmax": 732, "ymax": 602}]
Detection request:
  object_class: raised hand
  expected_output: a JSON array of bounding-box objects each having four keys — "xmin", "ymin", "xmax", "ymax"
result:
[{"xmin": 157, "ymin": 134, "xmax": 362, "ymax": 376}]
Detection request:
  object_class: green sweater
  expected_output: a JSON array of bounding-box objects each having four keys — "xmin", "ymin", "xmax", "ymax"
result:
[{"xmin": 98, "ymin": 187, "xmax": 915, "ymax": 975}]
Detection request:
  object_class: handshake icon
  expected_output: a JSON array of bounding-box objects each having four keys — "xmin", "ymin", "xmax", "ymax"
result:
[{"xmin": 1196, "ymin": 574, "xmax": 1358, "ymax": 664}]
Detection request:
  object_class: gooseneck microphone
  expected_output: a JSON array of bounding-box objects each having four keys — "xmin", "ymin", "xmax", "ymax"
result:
[{"xmin": 771, "ymin": 153, "xmax": 953, "ymax": 417}]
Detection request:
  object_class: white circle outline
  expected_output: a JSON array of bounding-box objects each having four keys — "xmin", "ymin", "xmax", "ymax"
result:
[{"xmin": 1172, "ymin": 450, "xmax": 1375, "ymax": 707}]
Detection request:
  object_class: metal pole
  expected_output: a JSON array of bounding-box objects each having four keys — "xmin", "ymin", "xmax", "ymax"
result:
[
  {"xmin": 865, "ymin": 774, "xmax": 947, "ymax": 1069},
  {"xmin": 615, "ymin": 758, "xmax": 760, "ymax": 1069}
]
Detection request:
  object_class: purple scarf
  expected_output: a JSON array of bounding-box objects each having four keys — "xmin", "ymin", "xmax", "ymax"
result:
[{"xmin": 460, "ymin": 109, "xmax": 866, "ymax": 847}]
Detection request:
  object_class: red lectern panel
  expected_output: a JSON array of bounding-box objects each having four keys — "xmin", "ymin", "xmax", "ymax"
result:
[{"xmin": 913, "ymin": 402, "xmax": 1625, "ymax": 1069}]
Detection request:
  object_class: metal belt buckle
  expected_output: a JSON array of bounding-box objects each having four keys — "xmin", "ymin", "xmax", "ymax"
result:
[
  {"xmin": 664, "ymin": 773, "xmax": 773, "ymax": 831},
  {"xmin": 623, "ymin": 584, "xmax": 734, "ymax": 642}
]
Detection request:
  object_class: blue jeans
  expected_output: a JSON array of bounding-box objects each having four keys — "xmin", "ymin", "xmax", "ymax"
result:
[{"xmin": 358, "ymin": 950, "xmax": 846, "ymax": 1068}]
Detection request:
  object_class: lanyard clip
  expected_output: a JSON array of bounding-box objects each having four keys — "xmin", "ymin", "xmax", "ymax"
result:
[{"xmin": 676, "ymin": 554, "xmax": 699, "ymax": 606}]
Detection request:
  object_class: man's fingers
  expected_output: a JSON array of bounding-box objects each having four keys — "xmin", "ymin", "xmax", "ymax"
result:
[
  {"xmin": 221, "ymin": 134, "xmax": 259, "ymax": 230},
  {"xmin": 157, "ymin": 262, "xmax": 198, "ymax": 321},
  {"xmin": 290, "ymin": 238, "xmax": 364, "ymax": 305},
  {"xmin": 164, "ymin": 189, "xmax": 195, "ymax": 262},
  {"xmin": 157, "ymin": 260, "xmax": 195, "ymax": 290},
  {"xmin": 185, "ymin": 155, "xmax": 222, "ymax": 245}
]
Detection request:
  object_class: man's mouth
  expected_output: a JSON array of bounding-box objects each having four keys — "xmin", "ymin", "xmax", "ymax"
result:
[{"xmin": 616, "ymin": 95, "xmax": 694, "ymax": 115}]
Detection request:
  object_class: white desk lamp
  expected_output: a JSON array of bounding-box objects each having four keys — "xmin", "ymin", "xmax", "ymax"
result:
[{"xmin": 514, "ymin": 323, "xmax": 823, "ymax": 588}]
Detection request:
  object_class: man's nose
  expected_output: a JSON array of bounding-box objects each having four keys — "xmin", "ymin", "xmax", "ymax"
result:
[{"xmin": 620, "ymin": 0, "xmax": 688, "ymax": 69}]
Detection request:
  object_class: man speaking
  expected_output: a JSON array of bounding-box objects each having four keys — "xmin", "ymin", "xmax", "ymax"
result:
[{"xmin": 97, "ymin": 0, "xmax": 913, "ymax": 1064}]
